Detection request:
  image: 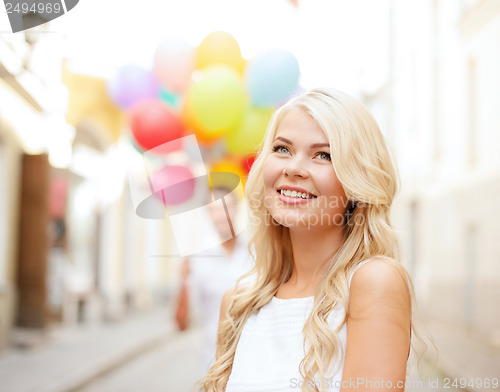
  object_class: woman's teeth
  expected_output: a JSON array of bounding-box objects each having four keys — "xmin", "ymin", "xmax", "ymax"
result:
[{"xmin": 279, "ymin": 189, "xmax": 316, "ymax": 199}]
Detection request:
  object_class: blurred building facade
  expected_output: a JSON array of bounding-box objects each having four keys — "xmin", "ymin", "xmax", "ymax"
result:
[
  {"xmin": 0, "ymin": 26, "xmax": 176, "ymax": 352},
  {"xmin": 0, "ymin": 29, "xmax": 60, "ymax": 349},
  {"xmin": 364, "ymin": 0, "xmax": 500, "ymax": 354}
]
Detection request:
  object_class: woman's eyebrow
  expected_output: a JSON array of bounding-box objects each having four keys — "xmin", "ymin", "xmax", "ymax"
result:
[
  {"xmin": 273, "ymin": 136, "xmax": 330, "ymax": 149},
  {"xmin": 310, "ymin": 142, "xmax": 330, "ymax": 148},
  {"xmin": 274, "ymin": 136, "xmax": 292, "ymax": 144}
]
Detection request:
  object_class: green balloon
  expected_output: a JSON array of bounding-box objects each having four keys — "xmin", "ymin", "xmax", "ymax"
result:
[
  {"xmin": 190, "ymin": 65, "xmax": 245, "ymax": 134},
  {"xmin": 226, "ymin": 106, "xmax": 274, "ymax": 154}
]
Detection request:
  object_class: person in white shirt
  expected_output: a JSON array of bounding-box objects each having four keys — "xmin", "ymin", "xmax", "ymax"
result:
[{"xmin": 176, "ymin": 186, "xmax": 254, "ymax": 372}]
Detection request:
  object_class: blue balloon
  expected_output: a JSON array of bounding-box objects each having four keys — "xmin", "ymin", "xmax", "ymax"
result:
[
  {"xmin": 159, "ymin": 88, "xmax": 179, "ymax": 109},
  {"xmin": 246, "ymin": 51, "xmax": 300, "ymax": 107}
]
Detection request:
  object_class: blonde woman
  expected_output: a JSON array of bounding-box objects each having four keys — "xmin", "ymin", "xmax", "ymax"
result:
[{"xmin": 197, "ymin": 88, "xmax": 416, "ymax": 392}]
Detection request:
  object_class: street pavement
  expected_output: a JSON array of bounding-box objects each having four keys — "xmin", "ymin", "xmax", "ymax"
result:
[
  {"xmin": 0, "ymin": 306, "xmax": 176, "ymax": 392},
  {"xmin": 78, "ymin": 326, "xmax": 205, "ymax": 392},
  {"xmin": 421, "ymin": 322, "xmax": 500, "ymax": 392}
]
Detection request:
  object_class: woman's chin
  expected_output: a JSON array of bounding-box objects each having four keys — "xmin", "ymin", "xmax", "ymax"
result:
[
  {"xmin": 270, "ymin": 210, "xmax": 344, "ymax": 231},
  {"xmin": 271, "ymin": 212, "xmax": 315, "ymax": 229}
]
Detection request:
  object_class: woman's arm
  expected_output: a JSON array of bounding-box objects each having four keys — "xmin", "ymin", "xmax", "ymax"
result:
[{"xmin": 341, "ymin": 258, "xmax": 412, "ymax": 392}]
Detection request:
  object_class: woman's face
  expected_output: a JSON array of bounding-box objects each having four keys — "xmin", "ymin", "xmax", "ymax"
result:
[{"xmin": 262, "ymin": 108, "xmax": 348, "ymax": 230}]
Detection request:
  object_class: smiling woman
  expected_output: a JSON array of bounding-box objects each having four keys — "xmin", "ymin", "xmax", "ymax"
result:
[{"xmin": 195, "ymin": 88, "xmax": 419, "ymax": 392}]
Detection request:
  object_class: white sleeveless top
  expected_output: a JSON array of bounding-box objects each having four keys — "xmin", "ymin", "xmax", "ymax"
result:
[{"xmin": 226, "ymin": 256, "xmax": 390, "ymax": 392}]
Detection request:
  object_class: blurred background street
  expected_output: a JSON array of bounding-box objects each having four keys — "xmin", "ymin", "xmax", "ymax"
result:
[{"xmin": 1, "ymin": 0, "xmax": 500, "ymax": 391}]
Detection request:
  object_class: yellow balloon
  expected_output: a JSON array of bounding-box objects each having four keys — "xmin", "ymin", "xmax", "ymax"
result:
[
  {"xmin": 226, "ymin": 106, "xmax": 275, "ymax": 154},
  {"xmin": 210, "ymin": 159, "xmax": 247, "ymax": 193},
  {"xmin": 189, "ymin": 65, "xmax": 245, "ymax": 135},
  {"xmin": 196, "ymin": 31, "xmax": 245, "ymax": 73}
]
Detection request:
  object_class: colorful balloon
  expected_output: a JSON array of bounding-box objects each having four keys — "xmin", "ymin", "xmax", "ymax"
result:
[
  {"xmin": 151, "ymin": 165, "xmax": 195, "ymax": 205},
  {"xmin": 241, "ymin": 155, "xmax": 256, "ymax": 175},
  {"xmin": 181, "ymin": 91, "xmax": 221, "ymax": 145},
  {"xmin": 196, "ymin": 31, "xmax": 245, "ymax": 73},
  {"xmin": 185, "ymin": 65, "xmax": 245, "ymax": 139},
  {"xmin": 129, "ymin": 100, "xmax": 185, "ymax": 152},
  {"xmin": 106, "ymin": 65, "xmax": 159, "ymax": 109},
  {"xmin": 159, "ymin": 88, "xmax": 180, "ymax": 109},
  {"xmin": 246, "ymin": 50, "xmax": 300, "ymax": 107},
  {"xmin": 226, "ymin": 106, "xmax": 274, "ymax": 154},
  {"xmin": 126, "ymin": 132, "xmax": 145, "ymax": 155},
  {"xmin": 154, "ymin": 37, "xmax": 195, "ymax": 93},
  {"xmin": 210, "ymin": 158, "xmax": 247, "ymax": 193}
]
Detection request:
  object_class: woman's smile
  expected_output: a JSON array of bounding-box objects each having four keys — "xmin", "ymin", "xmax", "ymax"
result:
[{"xmin": 276, "ymin": 185, "xmax": 317, "ymax": 204}]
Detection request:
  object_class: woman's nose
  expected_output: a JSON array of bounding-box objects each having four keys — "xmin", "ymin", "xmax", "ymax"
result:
[{"xmin": 283, "ymin": 155, "xmax": 309, "ymax": 178}]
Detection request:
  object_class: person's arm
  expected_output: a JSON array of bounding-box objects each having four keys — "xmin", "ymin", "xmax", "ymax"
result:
[
  {"xmin": 174, "ymin": 258, "xmax": 191, "ymax": 331},
  {"xmin": 341, "ymin": 258, "xmax": 411, "ymax": 392}
]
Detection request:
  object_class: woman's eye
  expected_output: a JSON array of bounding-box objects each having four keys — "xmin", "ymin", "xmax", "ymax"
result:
[
  {"xmin": 272, "ymin": 145, "xmax": 289, "ymax": 154},
  {"xmin": 317, "ymin": 152, "xmax": 331, "ymax": 160}
]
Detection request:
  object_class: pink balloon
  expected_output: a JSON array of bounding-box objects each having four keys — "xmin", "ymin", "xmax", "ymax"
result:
[
  {"xmin": 151, "ymin": 165, "xmax": 195, "ymax": 205},
  {"xmin": 154, "ymin": 37, "xmax": 195, "ymax": 94}
]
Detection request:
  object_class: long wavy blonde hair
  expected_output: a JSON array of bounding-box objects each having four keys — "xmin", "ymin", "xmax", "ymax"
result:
[{"xmin": 195, "ymin": 88, "xmax": 419, "ymax": 392}]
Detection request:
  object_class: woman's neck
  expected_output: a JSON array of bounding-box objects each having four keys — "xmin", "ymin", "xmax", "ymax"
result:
[{"xmin": 285, "ymin": 226, "xmax": 344, "ymax": 293}]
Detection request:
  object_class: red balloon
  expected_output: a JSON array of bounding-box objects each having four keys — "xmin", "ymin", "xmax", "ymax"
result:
[
  {"xmin": 242, "ymin": 155, "xmax": 256, "ymax": 175},
  {"xmin": 129, "ymin": 99, "xmax": 185, "ymax": 152}
]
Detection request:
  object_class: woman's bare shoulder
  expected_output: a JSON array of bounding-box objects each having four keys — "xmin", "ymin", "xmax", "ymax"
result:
[
  {"xmin": 349, "ymin": 257, "xmax": 411, "ymax": 317},
  {"xmin": 353, "ymin": 257, "xmax": 409, "ymax": 286}
]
